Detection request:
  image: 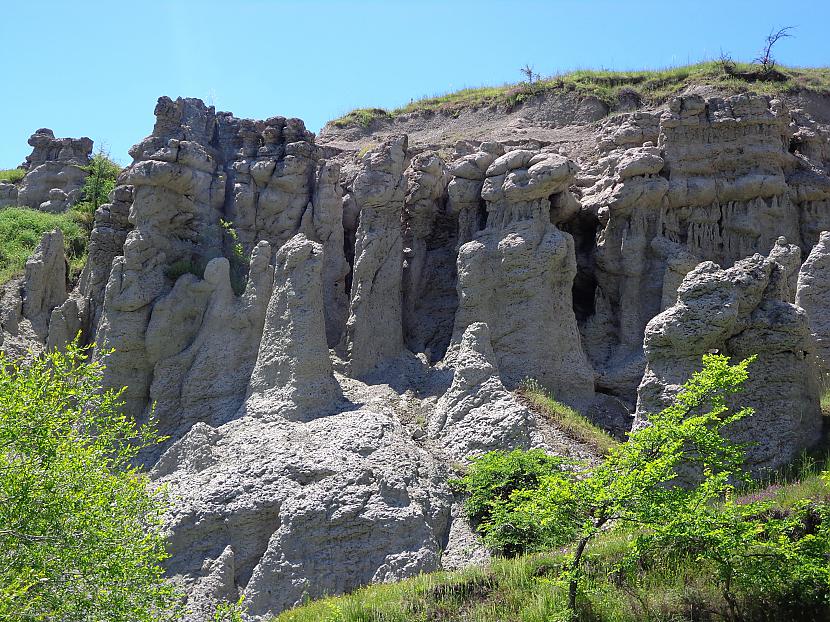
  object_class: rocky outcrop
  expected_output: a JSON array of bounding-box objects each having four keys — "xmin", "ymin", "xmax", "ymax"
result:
[
  {"xmin": 244, "ymin": 234, "xmax": 341, "ymax": 422},
  {"xmin": 339, "ymin": 135, "xmax": 408, "ymax": 376},
  {"xmin": 448, "ymin": 148, "xmax": 596, "ymax": 408},
  {"xmin": 635, "ymin": 244, "xmax": 822, "ymax": 474},
  {"xmin": 579, "ymin": 94, "xmax": 830, "ymax": 405},
  {"xmin": 431, "ymin": 322, "xmax": 534, "ymax": 460},
  {"xmin": 796, "ymin": 230, "xmax": 830, "ymax": 372},
  {"xmin": 17, "ymin": 128, "xmax": 93, "ymax": 211},
  {"xmin": 154, "ymin": 385, "xmax": 453, "ymax": 620},
  {"xmin": 402, "ymin": 151, "xmax": 454, "ymax": 361},
  {"xmin": 4, "ymin": 89, "xmax": 830, "ymax": 616},
  {"xmin": 0, "ymin": 230, "xmax": 69, "ymax": 358}
]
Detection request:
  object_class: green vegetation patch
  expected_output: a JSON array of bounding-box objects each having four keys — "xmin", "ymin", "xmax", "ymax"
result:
[
  {"xmin": 0, "ymin": 207, "xmax": 87, "ymax": 284},
  {"xmin": 518, "ymin": 379, "xmax": 619, "ymax": 456},
  {"xmin": 0, "ymin": 168, "xmax": 26, "ymax": 184},
  {"xmin": 329, "ymin": 62, "xmax": 830, "ymax": 129},
  {"xmin": 330, "ymin": 107, "xmax": 391, "ymax": 128}
]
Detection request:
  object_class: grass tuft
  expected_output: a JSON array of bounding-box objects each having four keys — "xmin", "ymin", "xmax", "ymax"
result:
[
  {"xmin": 518, "ymin": 379, "xmax": 619, "ymax": 456},
  {"xmin": 0, "ymin": 169, "xmax": 26, "ymax": 184}
]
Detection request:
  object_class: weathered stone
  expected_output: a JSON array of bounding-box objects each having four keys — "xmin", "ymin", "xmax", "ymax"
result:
[
  {"xmin": 339, "ymin": 135, "xmax": 408, "ymax": 376},
  {"xmin": 430, "ymin": 322, "xmax": 534, "ymax": 460},
  {"xmin": 635, "ymin": 247, "xmax": 822, "ymax": 474},
  {"xmin": 244, "ymin": 234, "xmax": 341, "ymax": 421},
  {"xmin": 796, "ymin": 230, "xmax": 830, "ymax": 372},
  {"xmin": 448, "ymin": 149, "xmax": 596, "ymax": 408}
]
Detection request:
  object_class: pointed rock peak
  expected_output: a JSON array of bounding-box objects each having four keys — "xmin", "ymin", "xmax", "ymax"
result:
[
  {"xmin": 245, "ymin": 233, "xmax": 341, "ymax": 421},
  {"xmin": 452, "ymin": 322, "xmax": 500, "ymax": 389}
]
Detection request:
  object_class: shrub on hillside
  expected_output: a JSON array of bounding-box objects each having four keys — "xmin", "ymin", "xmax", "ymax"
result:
[{"xmin": 0, "ymin": 342, "xmax": 181, "ymax": 621}]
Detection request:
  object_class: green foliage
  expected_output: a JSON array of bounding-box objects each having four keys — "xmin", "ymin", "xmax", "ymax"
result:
[
  {"xmin": 450, "ymin": 449, "xmax": 571, "ymax": 556},
  {"xmin": 0, "ymin": 342, "xmax": 181, "ymax": 622},
  {"xmin": 165, "ymin": 257, "xmax": 206, "ymax": 282},
  {"xmin": 518, "ymin": 378, "xmax": 619, "ymax": 455},
  {"xmin": 0, "ymin": 167, "xmax": 26, "ymax": 183},
  {"xmin": 72, "ymin": 149, "xmax": 121, "ymax": 230},
  {"xmin": 220, "ymin": 218, "xmax": 249, "ymax": 296},
  {"xmin": 213, "ymin": 596, "xmax": 247, "ymax": 622},
  {"xmin": 0, "ymin": 206, "xmax": 87, "ymax": 284},
  {"xmin": 330, "ymin": 107, "xmax": 391, "ymax": 128}
]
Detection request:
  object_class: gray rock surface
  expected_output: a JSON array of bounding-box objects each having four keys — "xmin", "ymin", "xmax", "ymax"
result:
[
  {"xmin": 448, "ymin": 149, "xmax": 596, "ymax": 408},
  {"xmin": 244, "ymin": 234, "xmax": 341, "ymax": 421},
  {"xmin": 4, "ymin": 90, "xmax": 830, "ymax": 617},
  {"xmin": 635, "ymin": 246, "xmax": 822, "ymax": 474},
  {"xmin": 796, "ymin": 230, "xmax": 830, "ymax": 373},
  {"xmin": 339, "ymin": 135, "xmax": 408, "ymax": 377},
  {"xmin": 431, "ymin": 322, "xmax": 535, "ymax": 460},
  {"xmin": 16, "ymin": 128, "xmax": 93, "ymax": 211}
]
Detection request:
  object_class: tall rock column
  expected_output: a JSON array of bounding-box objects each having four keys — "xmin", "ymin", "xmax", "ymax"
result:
[
  {"xmin": 447, "ymin": 149, "xmax": 596, "ymax": 408},
  {"xmin": 244, "ymin": 233, "xmax": 342, "ymax": 421},
  {"xmin": 796, "ymin": 230, "xmax": 830, "ymax": 373},
  {"xmin": 339, "ymin": 135, "xmax": 408, "ymax": 377}
]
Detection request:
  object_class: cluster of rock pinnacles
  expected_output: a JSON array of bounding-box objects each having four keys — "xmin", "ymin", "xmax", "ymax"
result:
[{"xmin": 2, "ymin": 92, "xmax": 830, "ymax": 618}]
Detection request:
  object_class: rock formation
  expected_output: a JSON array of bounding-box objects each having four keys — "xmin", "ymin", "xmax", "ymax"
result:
[
  {"xmin": 796, "ymin": 230, "xmax": 830, "ymax": 373},
  {"xmin": 430, "ymin": 322, "xmax": 535, "ymax": 460},
  {"xmin": 3, "ymin": 87, "xmax": 830, "ymax": 616},
  {"xmin": 338, "ymin": 135, "xmax": 408, "ymax": 376},
  {"xmin": 244, "ymin": 234, "xmax": 342, "ymax": 422},
  {"xmin": 448, "ymin": 148, "xmax": 596, "ymax": 408},
  {"xmin": 635, "ymin": 244, "xmax": 822, "ymax": 473},
  {"xmin": 0, "ymin": 230, "xmax": 69, "ymax": 358},
  {"xmin": 16, "ymin": 128, "xmax": 93, "ymax": 211}
]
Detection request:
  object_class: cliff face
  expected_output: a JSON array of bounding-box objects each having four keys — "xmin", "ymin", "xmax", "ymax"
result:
[{"xmin": 2, "ymin": 87, "xmax": 830, "ymax": 617}]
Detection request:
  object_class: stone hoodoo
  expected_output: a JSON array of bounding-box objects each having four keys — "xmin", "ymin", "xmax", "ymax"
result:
[
  {"xmin": 580, "ymin": 94, "xmax": 830, "ymax": 404},
  {"xmin": 402, "ymin": 151, "xmax": 454, "ymax": 360},
  {"xmin": 15, "ymin": 128, "xmax": 93, "ymax": 212},
  {"xmin": 0, "ymin": 230, "xmax": 70, "ymax": 358},
  {"xmin": 796, "ymin": 230, "xmax": 830, "ymax": 373},
  {"xmin": 448, "ymin": 148, "xmax": 596, "ymax": 407},
  {"xmin": 91, "ymin": 96, "xmax": 348, "ymax": 418},
  {"xmin": 635, "ymin": 243, "xmax": 822, "ymax": 473},
  {"xmin": 431, "ymin": 322, "xmax": 535, "ymax": 460},
  {"xmin": 339, "ymin": 135, "xmax": 408, "ymax": 377},
  {"xmin": 244, "ymin": 234, "xmax": 342, "ymax": 421}
]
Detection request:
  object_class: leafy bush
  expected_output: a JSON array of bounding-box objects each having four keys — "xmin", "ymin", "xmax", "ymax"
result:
[
  {"xmin": 165, "ymin": 257, "xmax": 207, "ymax": 282},
  {"xmin": 0, "ymin": 206, "xmax": 88, "ymax": 284},
  {"xmin": 0, "ymin": 167, "xmax": 25, "ymax": 183},
  {"xmin": 71, "ymin": 149, "xmax": 121, "ymax": 229},
  {"xmin": 0, "ymin": 342, "xmax": 181, "ymax": 621},
  {"xmin": 451, "ymin": 449, "xmax": 571, "ymax": 556}
]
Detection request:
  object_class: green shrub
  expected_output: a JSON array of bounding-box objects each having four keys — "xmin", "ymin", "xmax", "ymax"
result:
[
  {"xmin": 0, "ymin": 341, "xmax": 181, "ymax": 621},
  {"xmin": 71, "ymin": 149, "xmax": 121, "ymax": 230},
  {"xmin": 0, "ymin": 168, "xmax": 25, "ymax": 183},
  {"xmin": 0, "ymin": 206, "xmax": 88, "ymax": 284},
  {"xmin": 165, "ymin": 258, "xmax": 206, "ymax": 282},
  {"xmin": 451, "ymin": 449, "xmax": 572, "ymax": 556}
]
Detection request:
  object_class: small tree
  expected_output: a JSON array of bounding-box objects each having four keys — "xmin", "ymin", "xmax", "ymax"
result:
[
  {"xmin": 755, "ymin": 26, "xmax": 794, "ymax": 74},
  {"xmin": 73, "ymin": 148, "xmax": 121, "ymax": 229},
  {"xmin": 0, "ymin": 342, "xmax": 181, "ymax": 621},
  {"xmin": 520, "ymin": 63, "xmax": 540, "ymax": 86},
  {"xmin": 457, "ymin": 354, "xmax": 757, "ymax": 617}
]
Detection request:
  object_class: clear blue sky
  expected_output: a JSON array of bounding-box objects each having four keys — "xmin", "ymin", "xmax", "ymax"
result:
[{"xmin": 1, "ymin": 0, "xmax": 828, "ymax": 167}]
